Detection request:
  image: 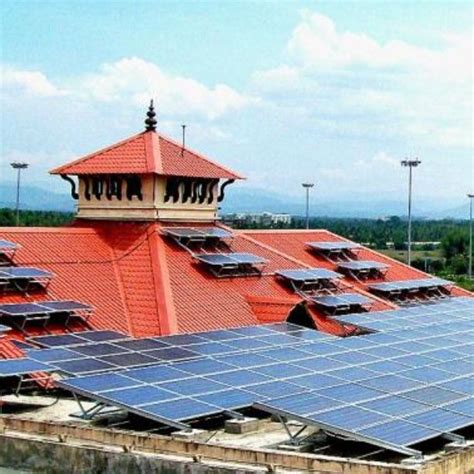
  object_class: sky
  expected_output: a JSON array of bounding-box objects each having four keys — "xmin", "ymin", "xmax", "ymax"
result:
[{"xmin": 1, "ymin": 0, "xmax": 473, "ymax": 210}]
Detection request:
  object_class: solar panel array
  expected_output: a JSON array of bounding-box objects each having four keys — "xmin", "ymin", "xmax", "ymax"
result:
[
  {"xmin": 163, "ymin": 227, "xmax": 233, "ymax": 241},
  {"xmin": 311, "ymin": 293, "xmax": 373, "ymax": 311},
  {"xmin": 195, "ymin": 253, "xmax": 266, "ymax": 267},
  {"xmin": 194, "ymin": 252, "xmax": 267, "ymax": 277},
  {"xmin": 257, "ymin": 297, "xmax": 474, "ymax": 456},
  {"xmin": 276, "ymin": 268, "xmax": 342, "ymax": 282},
  {"xmin": 43, "ymin": 297, "xmax": 474, "ymax": 457},
  {"xmin": 307, "ymin": 242, "xmax": 361, "ymax": 252},
  {"xmin": 369, "ymin": 278, "xmax": 452, "ymax": 294},
  {"xmin": 0, "ymin": 301, "xmax": 91, "ymax": 316},
  {"xmin": 338, "ymin": 261, "xmax": 389, "ymax": 271},
  {"xmin": 0, "ymin": 267, "xmax": 52, "ymax": 280}
]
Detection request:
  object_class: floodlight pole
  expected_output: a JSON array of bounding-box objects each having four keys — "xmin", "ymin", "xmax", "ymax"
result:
[
  {"xmin": 468, "ymin": 193, "xmax": 474, "ymax": 280},
  {"xmin": 10, "ymin": 162, "xmax": 29, "ymax": 226},
  {"xmin": 401, "ymin": 158, "xmax": 421, "ymax": 266},
  {"xmin": 302, "ymin": 183, "xmax": 314, "ymax": 229}
]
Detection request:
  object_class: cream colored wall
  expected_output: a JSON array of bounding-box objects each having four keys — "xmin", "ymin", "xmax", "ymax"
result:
[{"xmin": 76, "ymin": 175, "xmax": 220, "ymax": 221}]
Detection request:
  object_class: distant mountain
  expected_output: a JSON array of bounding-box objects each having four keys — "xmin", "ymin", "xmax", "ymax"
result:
[
  {"xmin": 221, "ymin": 187, "xmax": 464, "ymax": 219},
  {"xmin": 427, "ymin": 203, "xmax": 471, "ymax": 220},
  {"xmin": 0, "ymin": 183, "xmax": 74, "ymax": 212},
  {"xmin": 0, "ymin": 182, "xmax": 467, "ymax": 219}
]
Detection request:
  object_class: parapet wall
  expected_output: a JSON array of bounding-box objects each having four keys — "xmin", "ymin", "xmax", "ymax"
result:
[{"xmin": 0, "ymin": 416, "xmax": 472, "ymax": 474}]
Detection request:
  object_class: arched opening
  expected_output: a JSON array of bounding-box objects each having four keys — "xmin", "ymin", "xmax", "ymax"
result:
[{"xmin": 286, "ymin": 302, "xmax": 317, "ymax": 330}]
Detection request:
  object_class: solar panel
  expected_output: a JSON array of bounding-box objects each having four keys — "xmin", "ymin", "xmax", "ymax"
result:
[
  {"xmin": 0, "ymin": 303, "xmax": 51, "ymax": 315},
  {"xmin": 105, "ymin": 385, "xmax": 177, "ymax": 405},
  {"xmin": 100, "ymin": 352, "xmax": 158, "ymax": 368},
  {"xmin": 73, "ymin": 343, "xmax": 127, "ymax": 357},
  {"xmin": 405, "ymin": 408, "xmax": 473, "ymax": 432},
  {"xmin": 255, "ymin": 391, "xmax": 343, "ymax": 417},
  {"xmin": 160, "ymin": 377, "xmax": 228, "ymax": 396},
  {"xmin": 0, "ymin": 239, "xmax": 18, "ymax": 250},
  {"xmin": 0, "ymin": 358, "xmax": 53, "ymax": 377},
  {"xmin": 312, "ymin": 405, "xmax": 390, "ymax": 431},
  {"xmin": 369, "ymin": 278, "xmax": 452, "ymax": 293},
  {"xmin": 337, "ymin": 261, "xmax": 389, "ymax": 271},
  {"xmin": 276, "ymin": 268, "xmax": 342, "ymax": 282},
  {"xmin": 311, "ymin": 293, "xmax": 373, "ymax": 309},
  {"xmin": 194, "ymin": 253, "xmax": 266, "ymax": 269},
  {"xmin": 0, "ymin": 267, "xmax": 52, "ymax": 279},
  {"xmin": 307, "ymin": 241, "xmax": 361, "ymax": 251},
  {"xmin": 441, "ymin": 398, "xmax": 474, "ymax": 417},
  {"xmin": 54, "ymin": 358, "xmax": 116, "ymax": 375},
  {"xmin": 75, "ymin": 330, "xmax": 128, "ymax": 342},
  {"xmin": 195, "ymin": 254, "xmax": 237, "ymax": 266},
  {"xmin": 401, "ymin": 386, "xmax": 465, "ymax": 405},
  {"xmin": 163, "ymin": 228, "xmax": 209, "ymax": 239},
  {"xmin": 231, "ymin": 253, "xmax": 267, "ymax": 265},
  {"xmin": 199, "ymin": 227, "xmax": 233, "ymax": 239},
  {"xmin": 357, "ymin": 419, "xmax": 439, "ymax": 447},
  {"xmin": 289, "ymin": 373, "xmax": 345, "ymax": 389},
  {"xmin": 439, "ymin": 377, "xmax": 474, "ymax": 395},
  {"xmin": 359, "ymin": 395, "xmax": 429, "ymax": 417},
  {"xmin": 146, "ymin": 347, "xmax": 201, "ymax": 362},
  {"xmin": 30, "ymin": 334, "xmax": 88, "ymax": 348},
  {"xmin": 29, "ymin": 330, "xmax": 128, "ymax": 347},
  {"xmin": 316, "ymin": 383, "xmax": 384, "ymax": 403},
  {"xmin": 39, "ymin": 300, "xmax": 92, "ymax": 312},
  {"xmin": 163, "ymin": 226, "xmax": 232, "ymax": 240},
  {"xmin": 64, "ymin": 373, "xmax": 140, "ymax": 392},
  {"xmin": 27, "ymin": 348, "xmax": 84, "ymax": 362},
  {"xmin": 113, "ymin": 338, "xmax": 169, "ymax": 351},
  {"xmin": 245, "ymin": 380, "xmax": 306, "ymax": 398},
  {"xmin": 197, "ymin": 389, "xmax": 257, "ymax": 410}
]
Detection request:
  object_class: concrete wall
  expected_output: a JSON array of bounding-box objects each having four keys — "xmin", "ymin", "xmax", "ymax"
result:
[
  {"xmin": 1, "ymin": 417, "xmax": 473, "ymax": 474},
  {"xmin": 0, "ymin": 435, "xmax": 255, "ymax": 474}
]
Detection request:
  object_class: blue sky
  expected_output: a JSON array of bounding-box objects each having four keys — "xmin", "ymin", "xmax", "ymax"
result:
[{"xmin": 1, "ymin": 0, "xmax": 472, "ymax": 209}]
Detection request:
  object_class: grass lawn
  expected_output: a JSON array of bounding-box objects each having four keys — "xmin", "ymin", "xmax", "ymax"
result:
[
  {"xmin": 378, "ymin": 249, "xmax": 443, "ymax": 264},
  {"xmin": 377, "ymin": 248, "xmax": 474, "ymax": 292}
]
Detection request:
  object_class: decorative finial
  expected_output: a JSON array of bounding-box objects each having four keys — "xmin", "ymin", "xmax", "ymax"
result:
[{"xmin": 144, "ymin": 99, "xmax": 157, "ymax": 132}]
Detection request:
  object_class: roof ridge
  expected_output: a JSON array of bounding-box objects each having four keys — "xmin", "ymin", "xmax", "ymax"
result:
[
  {"xmin": 149, "ymin": 224, "xmax": 178, "ymax": 335},
  {"xmin": 109, "ymin": 241, "xmax": 134, "ymax": 335},
  {"xmin": 0, "ymin": 227, "xmax": 99, "ymax": 234},
  {"xmin": 50, "ymin": 131, "xmax": 146, "ymax": 175},
  {"xmin": 158, "ymin": 132, "xmax": 245, "ymax": 180},
  {"xmin": 241, "ymin": 229, "xmax": 329, "ymax": 234}
]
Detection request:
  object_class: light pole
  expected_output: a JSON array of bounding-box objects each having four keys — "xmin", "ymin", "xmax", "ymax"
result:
[
  {"xmin": 302, "ymin": 183, "xmax": 314, "ymax": 229},
  {"xmin": 468, "ymin": 193, "xmax": 474, "ymax": 280},
  {"xmin": 10, "ymin": 162, "xmax": 29, "ymax": 226},
  {"xmin": 401, "ymin": 158, "xmax": 421, "ymax": 266}
]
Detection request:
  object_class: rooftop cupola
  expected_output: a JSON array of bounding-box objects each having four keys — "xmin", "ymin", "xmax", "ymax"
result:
[{"xmin": 50, "ymin": 101, "xmax": 244, "ymax": 222}]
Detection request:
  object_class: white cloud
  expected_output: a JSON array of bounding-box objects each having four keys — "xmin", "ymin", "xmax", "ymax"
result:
[
  {"xmin": 75, "ymin": 57, "xmax": 258, "ymax": 120},
  {"xmin": 0, "ymin": 66, "xmax": 65, "ymax": 97},
  {"xmin": 1, "ymin": 58, "xmax": 259, "ymax": 121},
  {"xmin": 371, "ymin": 152, "xmax": 399, "ymax": 167},
  {"xmin": 252, "ymin": 11, "xmax": 472, "ymax": 149},
  {"xmin": 287, "ymin": 11, "xmax": 471, "ymax": 82}
]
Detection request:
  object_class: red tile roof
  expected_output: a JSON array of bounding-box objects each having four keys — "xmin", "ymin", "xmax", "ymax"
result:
[
  {"xmin": 0, "ymin": 224, "xmax": 471, "ymax": 359},
  {"xmin": 50, "ymin": 131, "xmax": 244, "ymax": 180},
  {"xmin": 241, "ymin": 229, "xmax": 467, "ymax": 293}
]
